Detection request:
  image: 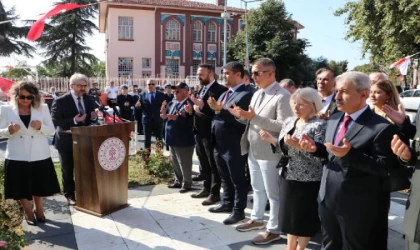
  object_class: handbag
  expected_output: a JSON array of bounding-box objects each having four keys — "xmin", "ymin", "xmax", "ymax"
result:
[{"xmin": 276, "ymin": 122, "xmax": 297, "ymax": 169}]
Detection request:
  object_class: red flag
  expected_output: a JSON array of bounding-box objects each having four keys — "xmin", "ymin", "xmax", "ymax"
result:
[
  {"xmin": 103, "ymin": 112, "xmax": 123, "ymax": 124},
  {"xmin": 390, "ymin": 56, "xmax": 411, "ymax": 76},
  {"xmin": 0, "ymin": 77, "xmax": 14, "ymax": 96},
  {"xmin": 27, "ymin": 3, "xmax": 90, "ymax": 41}
]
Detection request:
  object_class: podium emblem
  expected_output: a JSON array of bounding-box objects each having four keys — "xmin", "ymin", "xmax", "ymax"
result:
[{"xmin": 98, "ymin": 137, "xmax": 126, "ymax": 171}]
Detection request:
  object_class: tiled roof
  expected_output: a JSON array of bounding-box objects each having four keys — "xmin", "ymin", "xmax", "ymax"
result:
[{"xmin": 108, "ymin": 0, "xmax": 245, "ymax": 12}]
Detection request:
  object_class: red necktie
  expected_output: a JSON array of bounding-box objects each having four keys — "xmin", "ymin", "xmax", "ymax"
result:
[
  {"xmin": 334, "ymin": 115, "xmax": 352, "ymax": 145},
  {"xmin": 222, "ymin": 90, "xmax": 232, "ymax": 105}
]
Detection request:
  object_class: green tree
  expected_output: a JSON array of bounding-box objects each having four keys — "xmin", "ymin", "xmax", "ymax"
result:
[
  {"xmin": 328, "ymin": 60, "xmax": 348, "ymax": 76},
  {"xmin": 91, "ymin": 60, "xmax": 105, "ymax": 77},
  {"xmin": 335, "ymin": 0, "xmax": 420, "ymax": 65},
  {"xmin": 352, "ymin": 63, "xmax": 381, "ymax": 74},
  {"xmin": 37, "ymin": 0, "xmax": 98, "ymax": 77},
  {"xmin": 227, "ymin": 0, "xmax": 309, "ymax": 85},
  {"xmin": 0, "ymin": 1, "xmax": 34, "ymax": 57}
]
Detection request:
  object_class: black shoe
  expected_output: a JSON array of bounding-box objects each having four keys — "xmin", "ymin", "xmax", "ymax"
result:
[
  {"xmin": 25, "ymin": 215, "xmax": 37, "ymax": 226},
  {"xmin": 265, "ymin": 202, "xmax": 270, "ymax": 211},
  {"xmin": 180, "ymin": 185, "xmax": 192, "ymax": 193},
  {"xmin": 223, "ymin": 212, "xmax": 245, "ymax": 225},
  {"xmin": 208, "ymin": 204, "xmax": 233, "ymax": 213},
  {"xmin": 65, "ymin": 195, "xmax": 77, "ymax": 206},
  {"xmin": 192, "ymin": 175, "xmax": 206, "ymax": 181},
  {"xmin": 191, "ymin": 189, "xmax": 210, "ymax": 198},
  {"xmin": 33, "ymin": 209, "xmax": 46, "ymax": 223},
  {"xmin": 168, "ymin": 182, "xmax": 182, "ymax": 189},
  {"xmin": 202, "ymin": 195, "xmax": 221, "ymax": 206}
]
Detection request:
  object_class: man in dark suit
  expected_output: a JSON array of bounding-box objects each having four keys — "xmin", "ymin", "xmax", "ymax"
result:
[
  {"xmin": 138, "ymin": 79, "xmax": 166, "ymax": 150},
  {"xmin": 207, "ymin": 61, "xmax": 253, "ymax": 225},
  {"xmin": 51, "ymin": 73, "xmax": 98, "ymax": 205},
  {"xmin": 161, "ymin": 82, "xmax": 195, "ymax": 193},
  {"xmin": 316, "ymin": 68, "xmax": 338, "ymax": 120},
  {"xmin": 163, "ymin": 83, "xmax": 174, "ymax": 103},
  {"xmin": 243, "ymin": 70, "xmax": 257, "ymax": 94},
  {"xmin": 117, "ymin": 85, "xmax": 134, "ymax": 121},
  {"xmin": 133, "ymin": 88, "xmax": 143, "ymax": 135},
  {"xmin": 300, "ymin": 71, "xmax": 397, "ymax": 249},
  {"xmin": 189, "ymin": 64, "xmax": 227, "ymax": 205}
]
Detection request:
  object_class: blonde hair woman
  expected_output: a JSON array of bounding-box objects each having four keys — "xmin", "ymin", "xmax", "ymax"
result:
[
  {"xmin": 0, "ymin": 82, "xmax": 60, "ymax": 226},
  {"xmin": 260, "ymin": 87, "xmax": 327, "ymax": 250}
]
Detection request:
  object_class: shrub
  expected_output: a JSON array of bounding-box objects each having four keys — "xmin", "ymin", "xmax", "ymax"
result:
[
  {"xmin": 135, "ymin": 140, "xmax": 173, "ymax": 179},
  {"xmin": 0, "ymin": 163, "xmax": 25, "ymax": 250}
]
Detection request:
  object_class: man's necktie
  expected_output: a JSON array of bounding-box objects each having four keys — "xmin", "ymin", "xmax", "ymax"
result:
[
  {"xmin": 200, "ymin": 86, "xmax": 207, "ymax": 98},
  {"xmin": 223, "ymin": 90, "xmax": 233, "ymax": 105},
  {"xmin": 334, "ymin": 115, "xmax": 352, "ymax": 145},
  {"xmin": 77, "ymin": 97, "xmax": 85, "ymax": 116},
  {"xmin": 150, "ymin": 92, "xmax": 155, "ymax": 104},
  {"xmin": 257, "ymin": 91, "xmax": 265, "ymax": 108},
  {"xmin": 172, "ymin": 102, "xmax": 180, "ymax": 114}
]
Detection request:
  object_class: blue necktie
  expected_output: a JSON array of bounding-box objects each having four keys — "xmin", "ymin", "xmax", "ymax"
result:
[{"xmin": 150, "ymin": 92, "xmax": 155, "ymax": 104}]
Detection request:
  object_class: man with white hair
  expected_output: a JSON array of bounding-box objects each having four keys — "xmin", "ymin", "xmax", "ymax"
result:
[
  {"xmin": 51, "ymin": 73, "xmax": 98, "ymax": 206},
  {"xmin": 300, "ymin": 71, "xmax": 397, "ymax": 249}
]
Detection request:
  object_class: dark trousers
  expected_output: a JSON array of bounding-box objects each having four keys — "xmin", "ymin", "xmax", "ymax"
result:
[
  {"xmin": 214, "ymin": 148, "xmax": 247, "ymax": 213},
  {"xmin": 195, "ymin": 134, "xmax": 221, "ymax": 196},
  {"xmin": 58, "ymin": 151, "xmax": 75, "ymax": 197},
  {"xmin": 319, "ymin": 199, "xmax": 383, "ymax": 250},
  {"xmin": 143, "ymin": 120, "xmax": 162, "ymax": 149}
]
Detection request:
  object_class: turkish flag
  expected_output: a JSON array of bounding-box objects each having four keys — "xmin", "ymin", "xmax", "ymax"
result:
[
  {"xmin": 103, "ymin": 111, "xmax": 123, "ymax": 124},
  {"xmin": 27, "ymin": 3, "xmax": 90, "ymax": 41},
  {"xmin": 390, "ymin": 56, "xmax": 411, "ymax": 76},
  {"xmin": 0, "ymin": 77, "xmax": 14, "ymax": 95}
]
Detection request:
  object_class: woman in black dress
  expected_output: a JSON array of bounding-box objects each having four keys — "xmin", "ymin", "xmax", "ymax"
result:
[
  {"xmin": 260, "ymin": 87, "xmax": 326, "ymax": 250},
  {"xmin": 0, "ymin": 82, "xmax": 60, "ymax": 226}
]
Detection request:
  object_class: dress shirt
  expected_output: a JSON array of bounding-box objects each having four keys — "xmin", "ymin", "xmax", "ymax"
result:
[
  {"xmin": 105, "ymin": 86, "xmax": 119, "ymax": 99},
  {"xmin": 71, "ymin": 92, "xmax": 85, "ymax": 112},
  {"xmin": 200, "ymin": 80, "xmax": 215, "ymax": 97},
  {"xmin": 334, "ymin": 105, "xmax": 369, "ymax": 139},
  {"xmin": 148, "ymin": 91, "xmax": 156, "ymax": 103},
  {"xmin": 320, "ymin": 93, "xmax": 335, "ymax": 114}
]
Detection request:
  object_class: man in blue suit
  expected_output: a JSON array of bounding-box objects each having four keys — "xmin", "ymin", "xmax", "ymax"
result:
[
  {"xmin": 138, "ymin": 79, "xmax": 166, "ymax": 151},
  {"xmin": 161, "ymin": 82, "xmax": 195, "ymax": 193},
  {"xmin": 207, "ymin": 61, "xmax": 253, "ymax": 225}
]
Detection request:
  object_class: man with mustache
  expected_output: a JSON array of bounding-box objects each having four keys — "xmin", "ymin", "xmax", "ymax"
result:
[
  {"xmin": 190, "ymin": 64, "xmax": 227, "ymax": 205},
  {"xmin": 300, "ymin": 71, "xmax": 397, "ymax": 249}
]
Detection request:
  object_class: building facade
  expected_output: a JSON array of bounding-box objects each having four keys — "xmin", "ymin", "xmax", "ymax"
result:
[{"xmin": 99, "ymin": 0, "xmax": 302, "ymax": 79}]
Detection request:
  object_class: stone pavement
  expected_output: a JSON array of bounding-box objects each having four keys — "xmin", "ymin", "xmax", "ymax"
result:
[{"xmin": 0, "ymin": 137, "xmax": 407, "ymax": 249}]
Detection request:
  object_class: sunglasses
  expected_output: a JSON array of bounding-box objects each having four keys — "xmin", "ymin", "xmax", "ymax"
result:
[
  {"xmin": 252, "ymin": 71, "xmax": 270, "ymax": 76},
  {"xmin": 148, "ymin": 83, "xmax": 155, "ymax": 86},
  {"xmin": 19, "ymin": 95, "xmax": 34, "ymax": 100}
]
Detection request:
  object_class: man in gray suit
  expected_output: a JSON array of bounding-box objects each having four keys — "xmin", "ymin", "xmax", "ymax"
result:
[{"xmin": 228, "ymin": 58, "xmax": 293, "ymax": 245}]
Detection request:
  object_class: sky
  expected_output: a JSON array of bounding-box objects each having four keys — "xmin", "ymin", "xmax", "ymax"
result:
[{"xmin": 0, "ymin": 0, "xmax": 369, "ymax": 71}]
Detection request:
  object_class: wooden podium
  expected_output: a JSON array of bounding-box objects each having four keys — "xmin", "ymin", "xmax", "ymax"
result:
[{"xmin": 71, "ymin": 122, "xmax": 135, "ymax": 217}]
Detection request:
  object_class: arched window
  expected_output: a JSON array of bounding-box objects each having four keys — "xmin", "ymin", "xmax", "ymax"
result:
[
  {"xmin": 166, "ymin": 19, "xmax": 180, "ymax": 40},
  {"xmin": 193, "ymin": 21, "xmax": 202, "ymax": 42},
  {"xmin": 221, "ymin": 24, "xmax": 231, "ymax": 42},
  {"xmin": 207, "ymin": 22, "xmax": 216, "ymax": 43}
]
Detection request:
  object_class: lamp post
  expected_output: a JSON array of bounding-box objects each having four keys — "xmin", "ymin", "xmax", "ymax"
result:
[
  {"xmin": 222, "ymin": 0, "xmax": 229, "ymax": 66},
  {"xmin": 240, "ymin": 0, "xmax": 264, "ymax": 71}
]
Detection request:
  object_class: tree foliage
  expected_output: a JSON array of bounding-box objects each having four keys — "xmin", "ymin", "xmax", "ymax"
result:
[
  {"xmin": 328, "ymin": 60, "xmax": 348, "ymax": 76},
  {"xmin": 37, "ymin": 0, "xmax": 99, "ymax": 77},
  {"xmin": 352, "ymin": 63, "xmax": 381, "ymax": 74},
  {"xmin": 0, "ymin": 1, "xmax": 34, "ymax": 57},
  {"xmin": 227, "ymin": 0, "xmax": 310, "ymax": 85},
  {"xmin": 335, "ymin": 0, "xmax": 420, "ymax": 65}
]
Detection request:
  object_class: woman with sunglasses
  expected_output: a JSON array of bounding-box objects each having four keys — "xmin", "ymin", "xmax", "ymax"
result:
[{"xmin": 0, "ymin": 82, "xmax": 60, "ymax": 226}]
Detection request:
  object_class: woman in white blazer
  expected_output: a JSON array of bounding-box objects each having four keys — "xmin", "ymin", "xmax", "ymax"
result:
[{"xmin": 0, "ymin": 82, "xmax": 60, "ymax": 226}]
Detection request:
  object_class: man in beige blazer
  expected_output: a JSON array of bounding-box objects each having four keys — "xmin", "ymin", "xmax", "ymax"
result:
[{"xmin": 228, "ymin": 58, "xmax": 293, "ymax": 245}]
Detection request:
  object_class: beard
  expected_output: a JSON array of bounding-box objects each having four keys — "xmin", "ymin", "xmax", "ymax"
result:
[{"xmin": 199, "ymin": 77, "xmax": 210, "ymax": 85}]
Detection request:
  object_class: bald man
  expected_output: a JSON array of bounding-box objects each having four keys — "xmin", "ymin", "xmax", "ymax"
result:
[{"xmin": 369, "ymin": 72, "xmax": 388, "ymax": 84}]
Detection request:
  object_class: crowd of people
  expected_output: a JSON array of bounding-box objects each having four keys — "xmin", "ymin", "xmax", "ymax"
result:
[{"xmin": 3, "ymin": 57, "xmax": 420, "ymax": 250}]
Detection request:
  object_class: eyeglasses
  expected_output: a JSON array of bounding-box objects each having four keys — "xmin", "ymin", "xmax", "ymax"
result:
[
  {"xmin": 252, "ymin": 71, "xmax": 270, "ymax": 76},
  {"xmin": 18, "ymin": 95, "xmax": 34, "ymax": 100},
  {"xmin": 76, "ymin": 84, "xmax": 88, "ymax": 88},
  {"xmin": 148, "ymin": 83, "xmax": 155, "ymax": 86}
]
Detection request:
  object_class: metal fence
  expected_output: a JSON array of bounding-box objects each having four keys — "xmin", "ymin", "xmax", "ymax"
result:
[{"xmin": 10, "ymin": 76, "xmax": 201, "ymax": 92}]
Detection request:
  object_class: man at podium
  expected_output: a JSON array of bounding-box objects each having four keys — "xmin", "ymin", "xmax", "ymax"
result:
[{"xmin": 51, "ymin": 73, "xmax": 98, "ymax": 206}]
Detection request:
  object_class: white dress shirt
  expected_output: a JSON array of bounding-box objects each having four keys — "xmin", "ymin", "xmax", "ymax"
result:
[
  {"xmin": 105, "ymin": 86, "xmax": 119, "ymax": 99},
  {"xmin": 320, "ymin": 93, "xmax": 335, "ymax": 114},
  {"xmin": 334, "ymin": 105, "xmax": 369, "ymax": 139}
]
